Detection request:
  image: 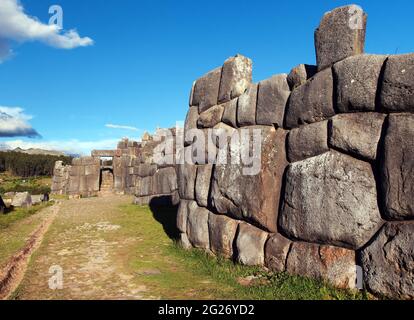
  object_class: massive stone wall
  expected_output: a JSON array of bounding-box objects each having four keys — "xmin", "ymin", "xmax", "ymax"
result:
[
  {"xmin": 52, "ymin": 134, "xmax": 178, "ymax": 204},
  {"xmin": 177, "ymin": 5, "xmax": 414, "ymax": 299},
  {"xmin": 50, "ymin": 4, "xmax": 413, "ymax": 299}
]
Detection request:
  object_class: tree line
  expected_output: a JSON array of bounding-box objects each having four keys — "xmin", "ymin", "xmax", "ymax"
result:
[{"xmin": 0, "ymin": 151, "xmax": 72, "ymax": 177}]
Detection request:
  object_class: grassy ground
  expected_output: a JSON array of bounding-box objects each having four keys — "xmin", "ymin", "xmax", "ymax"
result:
[
  {"xmin": 0, "ymin": 202, "xmax": 53, "ymax": 269},
  {"xmin": 9, "ymin": 196, "xmax": 369, "ymax": 300},
  {"xmin": 0, "ymin": 173, "xmax": 52, "ymax": 195}
]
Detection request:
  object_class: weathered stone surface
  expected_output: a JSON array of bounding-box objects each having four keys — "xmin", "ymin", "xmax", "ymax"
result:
[
  {"xmin": 285, "ymin": 68, "xmax": 335, "ymax": 129},
  {"xmin": 176, "ymin": 147, "xmax": 197, "ymax": 200},
  {"xmin": 152, "ymin": 167, "xmax": 177, "ymax": 195},
  {"xmin": 177, "ymin": 200, "xmax": 198, "ymax": 233},
  {"xmin": 137, "ymin": 164, "xmax": 157, "ymax": 177},
  {"xmin": 380, "ymin": 114, "xmax": 414, "ymax": 220},
  {"xmin": 31, "ymin": 195, "xmax": 43, "ymax": 205},
  {"xmin": 264, "ymin": 234, "xmax": 292, "ymax": 272},
  {"xmin": 221, "ymin": 99, "xmax": 238, "ymax": 128},
  {"xmin": 256, "ymin": 74, "xmax": 291, "ymax": 127},
  {"xmin": 179, "ymin": 233, "xmax": 192, "ymax": 250},
  {"xmin": 315, "ymin": 5, "xmax": 367, "ymax": 71},
  {"xmin": 208, "ymin": 213, "xmax": 239, "ymax": 258},
  {"xmin": 280, "ymin": 151, "xmax": 383, "ymax": 249},
  {"xmin": 287, "ymin": 64, "xmax": 317, "ymax": 90},
  {"xmin": 235, "ymin": 223, "xmax": 268, "ymax": 266},
  {"xmin": 192, "ymin": 67, "xmax": 222, "ymax": 113},
  {"xmin": 218, "ymin": 54, "xmax": 252, "ymax": 103},
  {"xmin": 237, "ymin": 84, "xmax": 257, "ymax": 127},
  {"xmin": 380, "ymin": 54, "xmax": 414, "ymax": 112},
  {"xmin": 184, "ymin": 106, "xmax": 199, "ymax": 146},
  {"xmin": 212, "ymin": 122, "xmax": 236, "ymax": 149},
  {"xmin": 361, "ymin": 222, "xmax": 414, "ymax": 299},
  {"xmin": 197, "ymin": 105, "xmax": 224, "ymax": 128},
  {"xmin": 329, "ymin": 113, "xmax": 386, "ymax": 160},
  {"xmin": 333, "ymin": 54, "xmax": 387, "ymax": 112},
  {"xmin": 84, "ymin": 164, "xmax": 99, "ymax": 176},
  {"xmin": 286, "ymin": 242, "xmax": 357, "ymax": 289},
  {"xmin": 195, "ymin": 165, "xmax": 213, "ymax": 207},
  {"xmin": 211, "ymin": 127, "xmax": 288, "ymax": 232},
  {"xmin": 187, "ymin": 206, "xmax": 210, "ymax": 250},
  {"xmin": 287, "ymin": 121, "xmax": 329, "ymax": 163},
  {"xmin": 11, "ymin": 192, "xmax": 32, "ymax": 208}
]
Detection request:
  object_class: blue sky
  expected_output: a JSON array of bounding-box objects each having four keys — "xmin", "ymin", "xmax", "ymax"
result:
[{"xmin": 0, "ymin": 0, "xmax": 413, "ymax": 154}]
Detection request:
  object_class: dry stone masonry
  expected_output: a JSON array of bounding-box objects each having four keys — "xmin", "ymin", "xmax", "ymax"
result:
[
  {"xmin": 51, "ymin": 4, "xmax": 413, "ymax": 299},
  {"xmin": 177, "ymin": 4, "xmax": 413, "ymax": 299},
  {"xmin": 52, "ymin": 132, "xmax": 178, "ymax": 206}
]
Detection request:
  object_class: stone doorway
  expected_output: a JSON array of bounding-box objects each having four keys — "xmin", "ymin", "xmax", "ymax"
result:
[{"xmin": 100, "ymin": 169, "xmax": 114, "ymax": 193}]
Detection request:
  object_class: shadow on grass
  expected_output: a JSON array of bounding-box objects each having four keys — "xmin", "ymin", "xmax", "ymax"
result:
[{"xmin": 149, "ymin": 195, "xmax": 179, "ymax": 240}]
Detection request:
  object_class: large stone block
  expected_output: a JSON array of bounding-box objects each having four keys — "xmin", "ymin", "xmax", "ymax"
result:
[
  {"xmin": 84, "ymin": 164, "xmax": 99, "ymax": 176},
  {"xmin": 192, "ymin": 67, "xmax": 222, "ymax": 113},
  {"xmin": 218, "ymin": 54, "xmax": 252, "ymax": 103},
  {"xmin": 361, "ymin": 222, "xmax": 414, "ymax": 299},
  {"xmin": 285, "ymin": 68, "xmax": 335, "ymax": 129},
  {"xmin": 211, "ymin": 127, "xmax": 288, "ymax": 232},
  {"xmin": 86, "ymin": 175, "xmax": 99, "ymax": 192},
  {"xmin": 235, "ymin": 223, "xmax": 268, "ymax": 266},
  {"xmin": 286, "ymin": 242, "xmax": 357, "ymax": 289},
  {"xmin": 237, "ymin": 83, "xmax": 257, "ymax": 127},
  {"xmin": 176, "ymin": 147, "xmax": 197, "ymax": 200},
  {"xmin": 287, "ymin": 121, "xmax": 329, "ymax": 163},
  {"xmin": 264, "ymin": 234, "xmax": 292, "ymax": 272},
  {"xmin": 256, "ymin": 74, "xmax": 290, "ymax": 127},
  {"xmin": 153, "ymin": 167, "xmax": 177, "ymax": 195},
  {"xmin": 177, "ymin": 200, "xmax": 198, "ymax": 233},
  {"xmin": 197, "ymin": 105, "xmax": 224, "ymax": 128},
  {"xmin": 11, "ymin": 192, "xmax": 32, "ymax": 208},
  {"xmin": 287, "ymin": 64, "xmax": 317, "ymax": 90},
  {"xmin": 380, "ymin": 53, "xmax": 414, "ymax": 112},
  {"xmin": 137, "ymin": 164, "xmax": 157, "ymax": 177},
  {"xmin": 380, "ymin": 114, "xmax": 414, "ymax": 220},
  {"xmin": 280, "ymin": 151, "xmax": 383, "ymax": 250},
  {"xmin": 187, "ymin": 206, "xmax": 210, "ymax": 250},
  {"xmin": 208, "ymin": 213, "xmax": 239, "ymax": 258},
  {"xmin": 315, "ymin": 5, "xmax": 367, "ymax": 71},
  {"xmin": 333, "ymin": 54, "xmax": 387, "ymax": 112},
  {"xmin": 68, "ymin": 177, "xmax": 80, "ymax": 194},
  {"xmin": 195, "ymin": 165, "xmax": 213, "ymax": 207},
  {"xmin": 184, "ymin": 106, "xmax": 199, "ymax": 146},
  {"xmin": 221, "ymin": 99, "xmax": 238, "ymax": 128},
  {"xmin": 178, "ymin": 232, "xmax": 192, "ymax": 250},
  {"xmin": 329, "ymin": 113, "xmax": 386, "ymax": 160}
]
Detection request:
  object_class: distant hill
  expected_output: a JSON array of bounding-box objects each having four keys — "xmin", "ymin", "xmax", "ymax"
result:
[{"xmin": 12, "ymin": 147, "xmax": 67, "ymax": 157}]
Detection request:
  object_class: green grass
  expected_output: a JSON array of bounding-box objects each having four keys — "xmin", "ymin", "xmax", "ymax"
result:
[
  {"xmin": 0, "ymin": 202, "xmax": 53, "ymax": 268},
  {"xmin": 0, "ymin": 202, "xmax": 52, "ymax": 230},
  {"xmin": 0, "ymin": 173, "xmax": 51, "ymax": 196},
  {"xmin": 168, "ymin": 246, "xmax": 369, "ymax": 300},
  {"xmin": 119, "ymin": 204, "xmax": 370, "ymax": 300}
]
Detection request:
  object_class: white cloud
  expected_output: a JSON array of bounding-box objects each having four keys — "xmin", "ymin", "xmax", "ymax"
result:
[
  {"xmin": 0, "ymin": 106, "xmax": 40, "ymax": 138},
  {"xmin": 0, "ymin": 0, "xmax": 93, "ymax": 61},
  {"xmin": 105, "ymin": 124, "xmax": 140, "ymax": 131}
]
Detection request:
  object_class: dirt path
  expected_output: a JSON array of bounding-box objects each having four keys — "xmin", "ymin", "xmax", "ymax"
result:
[
  {"xmin": 0, "ymin": 203, "xmax": 60, "ymax": 299},
  {"xmin": 9, "ymin": 195, "xmax": 233, "ymax": 300}
]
